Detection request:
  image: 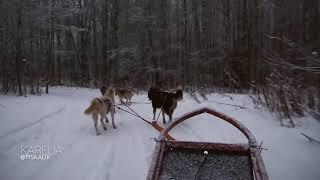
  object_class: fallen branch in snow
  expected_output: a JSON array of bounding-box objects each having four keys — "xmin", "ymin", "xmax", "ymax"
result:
[
  {"xmin": 217, "ymin": 93, "xmax": 234, "ymax": 101},
  {"xmin": 258, "ymin": 141, "xmax": 268, "ymax": 151},
  {"xmin": 199, "ymin": 92, "xmax": 208, "ymax": 102},
  {"xmin": 129, "ymin": 101, "xmax": 151, "ymax": 105},
  {"xmin": 188, "ymin": 92, "xmax": 201, "ymax": 104},
  {"xmin": 115, "ymin": 101, "xmax": 151, "ymax": 106},
  {"xmin": 209, "ymin": 100, "xmax": 248, "ymax": 109},
  {"xmin": 301, "ymin": 133, "xmax": 320, "ymax": 144}
]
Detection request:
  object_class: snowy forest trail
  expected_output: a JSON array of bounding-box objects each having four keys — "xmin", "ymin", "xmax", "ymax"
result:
[
  {"xmin": 0, "ymin": 87, "xmax": 320, "ymax": 180},
  {"xmin": 0, "ymin": 106, "xmax": 65, "ymax": 140}
]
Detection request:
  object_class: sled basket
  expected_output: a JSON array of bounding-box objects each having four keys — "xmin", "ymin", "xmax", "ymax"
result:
[{"xmin": 147, "ymin": 107, "xmax": 268, "ymax": 180}]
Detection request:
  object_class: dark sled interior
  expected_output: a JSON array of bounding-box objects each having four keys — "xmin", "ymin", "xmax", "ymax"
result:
[{"xmin": 159, "ymin": 141, "xmax": 253, "ymax": 180}]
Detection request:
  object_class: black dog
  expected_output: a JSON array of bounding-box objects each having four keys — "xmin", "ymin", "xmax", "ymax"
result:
[{"xmin": 148, "ymin": 87, "xmax": 183, "ymax": 124}]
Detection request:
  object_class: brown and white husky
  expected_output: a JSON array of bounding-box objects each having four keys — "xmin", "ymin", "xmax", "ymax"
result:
[
  {"xmin": 84, "ymin": 96, "xmax": 116, "ymax": 135},
  {"xmin": 100, "ymin": 86, "xmax": 116, "ymax": 113}
]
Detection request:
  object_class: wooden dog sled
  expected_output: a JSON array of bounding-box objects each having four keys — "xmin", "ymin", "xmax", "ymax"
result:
[{"xmin": 147, "ymin": 107, "xmax": 269, "ymax": 180}]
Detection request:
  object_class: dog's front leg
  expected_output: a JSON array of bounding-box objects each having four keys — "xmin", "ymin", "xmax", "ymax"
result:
[
  {"xmin": 168, "ymin": 114, "xmax": 173, "ymax": 123},
  {"xmin": 93, "ymin": 114, "xmax": 100, "ymax": 135},
  {"xmin": 119, "ymin": 97, "xmax": 122, "ymax": 104},
  {"xmin": 153, "ymin": 108, "xmax": 156, "ymax": 120},
  {"xmin": 162, "ymin": 109, "xmax": 166, "ymax": 124},
  {"xmin": 113, "ymin": 104, "xmax": 116, "ymax": 114}
]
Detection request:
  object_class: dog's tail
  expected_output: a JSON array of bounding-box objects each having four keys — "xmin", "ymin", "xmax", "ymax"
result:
[
  {"xmin": 148, "ymin": 87, "xmax": 158, "ymax": 100},
  {"xmin": 175, "ymin": 89, "xmax": 183, "ymax": 101},
  {"xmin": 84, "ymin": 99, "xmax": 99, "ymax": 115}
]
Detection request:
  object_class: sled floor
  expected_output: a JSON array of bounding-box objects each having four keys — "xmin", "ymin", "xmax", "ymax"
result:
[{"xmin": 159, "ymin": 148, "xmax": 253, "ymax": 180}]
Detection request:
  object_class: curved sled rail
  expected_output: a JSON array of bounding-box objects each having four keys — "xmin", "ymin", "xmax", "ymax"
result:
[
  {"xmin": 148, "ymin": 107, "xmax": 269, "ymax": 180},
  {"xmin": 159, "ymin": 107, "xmax": 256, "ymax": 145}
]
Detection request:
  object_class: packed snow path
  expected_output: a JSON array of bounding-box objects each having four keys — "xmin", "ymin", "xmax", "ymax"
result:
[{"xmin": 0, "ymin": 87, "xmax": 320, "ymax": 180}]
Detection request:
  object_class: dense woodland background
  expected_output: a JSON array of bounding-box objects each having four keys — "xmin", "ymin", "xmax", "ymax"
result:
[{"xmin": 0, "ymin": 0, "xmax": 319, "ymax": 124}]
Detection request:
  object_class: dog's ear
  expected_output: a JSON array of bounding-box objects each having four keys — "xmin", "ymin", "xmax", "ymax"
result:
[
  {"xmin": 100, "ymin": 86, "xmax": 106, "ymax": 95},
  {"xmin": 101, "ymin": 86, "xmax": 107, "ymax": 91}
]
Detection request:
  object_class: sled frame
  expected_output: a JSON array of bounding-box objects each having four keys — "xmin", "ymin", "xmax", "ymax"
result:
[{"xmin": 147, "ymin": 107, "xmax": 269, "ymax": 180}]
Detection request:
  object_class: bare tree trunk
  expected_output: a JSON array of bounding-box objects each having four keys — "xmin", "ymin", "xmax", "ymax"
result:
[
  {"xmin": 102, "ymin": 0, "xmax": 109, "ymax": 85},
  {"xmin": 15, "ymin": 0, "xmax": 23, "ymax": 96},
  {"xmin": 181, "ymin": 0, "xmax": 187, "ymax": 86},
  {"xmin": 92, "ymin": 0, "xmax": 98, "ymax": 86},
  {"xmin": 112, "ymin": 0, "xmax": 119, "ymax": 84},
  {"xmin": 46, "ymin": 0, "xmax": 55, "ymax": 94},
  {"xmin": 146, "ymin": 0, "xmax": 154, "ymax": 85}
]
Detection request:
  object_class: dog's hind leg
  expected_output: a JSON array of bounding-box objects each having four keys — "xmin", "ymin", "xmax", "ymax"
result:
[
  {"xmin": 100, "ymin": 113, "xmax": 107, "ymax": 131},
  {"xmin": 105, "ymin": 106, "xmax": 110, "ymax": 123},
  {"xmin": 105, "ymin": 116, "xmax": 109, "ymax": 123},
  {"xmin": 92, "ymin": 114, "xmax": 100, "ymax": 135},
  {"xmin": 128, "ymin": 96, "xmax": 132, "ymax": 105},
  {"xmin": 111, "ymin": 110, "xmax": 117, "ymax": 129}
]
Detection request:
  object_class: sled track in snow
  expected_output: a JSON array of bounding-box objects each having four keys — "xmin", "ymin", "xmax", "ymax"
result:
[{"xmin": 0, "ymin": 106, "xmax": 66, "ymax": 140}]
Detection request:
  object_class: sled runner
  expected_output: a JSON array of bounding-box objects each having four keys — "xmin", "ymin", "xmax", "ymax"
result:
[{"xmin": 147, "ymin": 107, "xmax": 269, "ymax": 180}]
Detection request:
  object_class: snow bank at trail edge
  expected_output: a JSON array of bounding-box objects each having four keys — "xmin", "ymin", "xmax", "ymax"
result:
[{"xmin": 0, "ymin": 87, "xmax": 319, "ymax": 180}]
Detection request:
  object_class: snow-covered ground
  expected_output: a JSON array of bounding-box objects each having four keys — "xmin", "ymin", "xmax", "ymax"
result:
[{"xmin": 0, "ymin": 87, "xmax": 320, "ymax": 180}]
